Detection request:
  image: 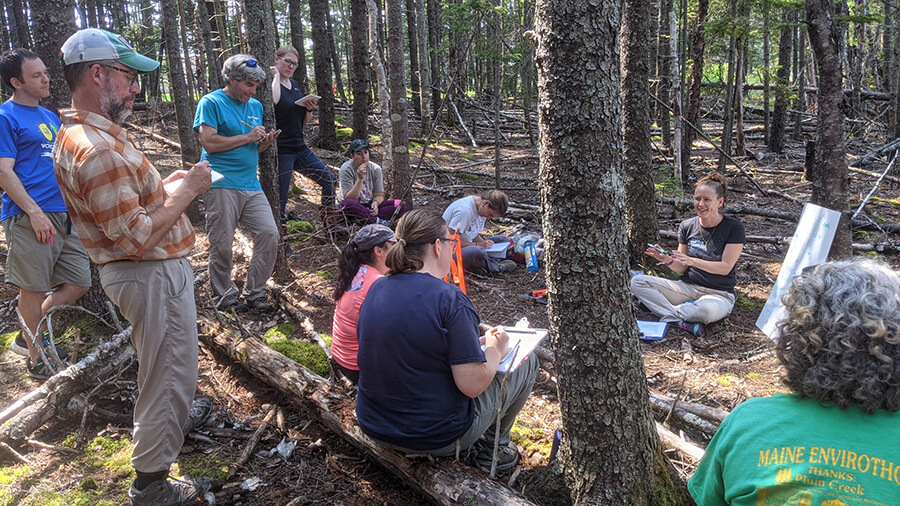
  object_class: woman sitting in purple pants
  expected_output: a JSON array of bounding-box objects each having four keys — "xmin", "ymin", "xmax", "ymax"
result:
[{"xmin": 337, "ymin": 139, "xmax": 406, "ymax": 227}]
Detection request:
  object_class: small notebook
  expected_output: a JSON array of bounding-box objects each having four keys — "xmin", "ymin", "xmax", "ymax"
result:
[
  {"xmin": 164, "ymin": 169, "xmax": 224, "ymax": 194},
  {"xmin": 485, "ymin": 241, "xmax": 510, "ymax": 258},
  {"xmin": 637, "ymin": 320, "xmax": 668, "ymax": 341}
]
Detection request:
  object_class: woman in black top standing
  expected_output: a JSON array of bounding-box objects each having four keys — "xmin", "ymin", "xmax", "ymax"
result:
[
  {"xmin": 631, "ymin": 172, "xmax": 746, "ymax": 338},
  {"xmin": 272, "ymin": 46, "xmax": 337, "ymax": 221}
]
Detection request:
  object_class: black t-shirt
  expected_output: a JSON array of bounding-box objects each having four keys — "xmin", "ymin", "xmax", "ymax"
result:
[
  {"xmin": 274, "ymin": 79, "xmax": 308, "ymax": 152},
  {"xmin": 678, "ymin": 215, "xmax": 746, "ymax": 293}
]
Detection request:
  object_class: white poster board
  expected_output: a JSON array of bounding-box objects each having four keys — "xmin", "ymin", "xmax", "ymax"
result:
[{"xmin": 755, "ymin": 203, "xmax": 841, "ymax": 341}]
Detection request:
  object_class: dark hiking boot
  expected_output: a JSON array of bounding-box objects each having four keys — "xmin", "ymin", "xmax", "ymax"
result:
[
  {"xmin": 182, "ymin": 398, "xmax": 213, "ymax": 436},
  {"xmin": 128, "ymin": 476, "xmax": 212, "ymax": 506}
]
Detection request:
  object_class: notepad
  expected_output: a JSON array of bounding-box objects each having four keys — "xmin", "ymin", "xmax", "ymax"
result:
[
  {"xmin": 637, "ymin": 320, "xmax": 668, "ymax": 341},
  {"xmin": 164, "ymin": 169, "xmax": 224, "ymax": 194},
  {"xmin": 485, "ymin": 241, "xmax": 510, "ymax": 258},
  {"xmin": 496, "ymin": 328, "xmax": 548, "ymax": 373}
]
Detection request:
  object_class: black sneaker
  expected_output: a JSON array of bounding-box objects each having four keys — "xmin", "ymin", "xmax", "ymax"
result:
[
  {"xmin": 246, "ymin": 298, "xmax": 274, "ymax": 312},
  {"xmin": 12, "ymin": 332, "xmax": 68, "ymax": 361},
  {"xmin": 26, "ymin": 356, "xmax": 57, "ymax": 381},
  {"xmin": 679, "ymin": 321, "xmax": 707, "ymax": 338},
  {"xmin": 470, "ymin": 441, "xmax": 521, "ymax": 473},
  {"xmin": 128, "ymin": 476, "xmax": 212, "ymax": 506},
  {"xmin": 182, "ymin": 398, "xmax": 213, "ymax": 436},
  {"xmin": 217, "ymin": 298, "xmax": 248, "ymax": 312}
]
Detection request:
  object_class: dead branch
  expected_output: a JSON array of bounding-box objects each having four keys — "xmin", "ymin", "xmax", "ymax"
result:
[
  {"xmin": 198, "ymin": 315, "xmax": 538, "ymax": 506},
  {"xmin": 228, "ymin": 405, "xmax": 278, "ymax": 478},
  {"xmin": 0, "ymin": 329, "xmax": 134, "ymax": 445}
]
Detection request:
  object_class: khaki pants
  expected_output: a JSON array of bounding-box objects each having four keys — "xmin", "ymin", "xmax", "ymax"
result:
[
  {"xmin": 100, "ymin": 258, "xmax": 198, "ymax": 473},
  {"xmin": 630, "ymin": 274, "xmax": 735, "ymax": 324},
  {"xmin": 205, "ymin": 189, "xmax": 279, "ymax": 303},
  {"xmin": 382, "ymin": 352, "xmax": 539, "ymax": 457}
]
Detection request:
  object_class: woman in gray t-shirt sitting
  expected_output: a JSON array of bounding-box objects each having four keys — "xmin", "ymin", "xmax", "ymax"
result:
[{"xmin": 631, "ymin": 172, "xmax": 746, "ymax": 338}]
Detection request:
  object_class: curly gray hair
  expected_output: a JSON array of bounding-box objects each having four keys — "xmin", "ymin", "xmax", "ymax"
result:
[
  {"xmin": 221, "ymin": 54, "xmax": 267, "ymax": 84},
  {"xmin": 776, "ymin": 258, "xmax": 900, "ymax": 413}
]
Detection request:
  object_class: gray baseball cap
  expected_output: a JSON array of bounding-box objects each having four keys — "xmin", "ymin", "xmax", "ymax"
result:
[
  {"xmin": 352, "ymin": 224, "xmax": 396, "ymax": 251},
  {"xmin": 61, "ymin": 28, "xmax": 159, "ymax": 73}
]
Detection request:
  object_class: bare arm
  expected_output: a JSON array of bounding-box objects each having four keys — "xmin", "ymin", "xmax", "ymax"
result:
[
  {"xmin": 670, "ymin": 243, "xmax": 743, "ymax": 276},
  {"xmin": 450, "ymin": 329, "xmax": 508, "ymax": 398},
  {"xmin": 0, "ymin": 157, "xmax": 55, "ymax": 243},
  {"xmin": 644, "ymin": 243, "xmax": 688, "ymax": 274},
  {"xmin": 271, "ymin": 69, "xmax": 282, "ymax": 105},
  {"xmin": 136, "ymin": 162, "xmax": 212, "ymax": 256},
  {"xmin": 197, "ymin": 123, "xmax": 263, "ymax": 154}
]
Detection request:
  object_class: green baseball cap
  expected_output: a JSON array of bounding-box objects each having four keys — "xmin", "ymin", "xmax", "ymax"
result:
[
  {"xmin": 61, "ymin": 28, "xmax": 159, "ymax": 73},
  {"xmin": 349, "ymin": 139, "xmax": 370, "ymax": 153}
]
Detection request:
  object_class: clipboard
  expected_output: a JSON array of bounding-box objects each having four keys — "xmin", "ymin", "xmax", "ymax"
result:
[{"xmin": 496, "ymin": 327, "xmax": 548, "ymax": 373}]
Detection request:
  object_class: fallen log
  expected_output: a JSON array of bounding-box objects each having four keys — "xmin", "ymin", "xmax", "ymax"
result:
[
  {"xmin": 658, "ymin": 230, "xmax": 900, "ymax": 254},
  {"xmin": 658, "ymin": 197, "xmax": 900, "ymax": 233},
  {"xmin": 655, "ymin": 423, "xmax": 704, "ymax": 463},
  {"xmin": 124, "ymin": 122, "xmax": 182, "ymax": 151},
  {"xmin": 0, "ymin": 329, "xmax": 134, "ymax": 444},
  {"xmin": 648, "ymin": 396, "xmax": 719, "ymax": 441},
  {"xmin": 198, "ymin": 314, "xmax": 538, "ymax": 506},
  {"xmin": 649, "ymin": 391, "xmax": 728, "ymax": 424}
]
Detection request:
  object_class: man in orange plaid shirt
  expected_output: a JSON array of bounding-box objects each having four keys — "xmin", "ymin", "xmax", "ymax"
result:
[{"xmin": 53, "ymin": 28, "xmax": 214, "ymax": 505}]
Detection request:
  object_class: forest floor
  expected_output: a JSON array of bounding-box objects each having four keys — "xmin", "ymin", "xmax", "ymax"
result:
[{"xmin": 0, "ymin": 107, "xmax": 899, "ymax": 505}]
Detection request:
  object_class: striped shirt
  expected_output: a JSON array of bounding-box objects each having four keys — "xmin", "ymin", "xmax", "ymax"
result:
[{"xmin": 53, "ymin": 109, "xmax": 195, "ymax": 264}]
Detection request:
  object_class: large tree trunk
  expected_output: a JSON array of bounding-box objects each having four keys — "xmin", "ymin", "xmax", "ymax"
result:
[
  {"xmin": 350, "ymin": 0, "xmax": 370, "ymax": 138},
  {"xmin": 415, "ymin": 0, "xmax": 432, "ymax": 133},
  {"xmin": 807, "ymin": 0, "xmax": 851, "ymax": 258},
  {"xmin": 682, "ymin": 0, "xmax": 708, "ymax": 180},
  {"xmin": 139, "ymin": 0, "xmax": 162, "ymax": 102},
  {"xmin": 718, "ymin": 0, "xmax": 738, "ymax": 171},
  {"xmin": 288, "ymin": 0, "xmax": 310, "ymax": 92},
  {"xmin": 310, "ymin": 0, "xmax": 340, "ymax": 150},
  {"xmin": 194, "ymin": 0, "xmax": 221, "ymax": 92},
  {"xmin": 533, "ymin": 0, "xmax": 678, "ymax": 503},
  {"xmin": 367, "ymin": 0, "xmax": 392, "ymax": 178},
  {"xmin": 244, "ymin": 0, "xmax": 288, "ymax": 276},
  {"xmin": 386, "ymin": 0, "xmax": 411, "ymax": 205},
  {"xmin": 29, "ymin": 0, "xmax": 77, "ymax": 114},
  {"xmin": 770, "ymin": 9, "xmax": 792, "ymax": 154},
  {"xmin": 655, "ymin": 0, "xmax": 673, "ymax": 149},
  {"xmin": 405, "ymin": 0, "xmax": 422, "ymax": 118},
  {"xmin": 326, "ymin": 13, "xmax": 347, "ymax": 104},
  {"xmin": 621, "ymin": 0, "xmax": 659, "ymax": 267},
  {"xmin": 427, "ymin": 0, "xmax": 443, "ymax": 115},
  {"xmin": 162, "ymin": 0, "xmax": 199, "ymax": 164}
]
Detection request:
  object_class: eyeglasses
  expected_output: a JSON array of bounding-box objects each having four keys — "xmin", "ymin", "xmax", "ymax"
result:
[
  {"xmin": 239, "ymin": 59, "xmax": 259, "ymax": 68},
  {"xmin": 100, "ymin": 64, "xmax": 139, "ymax": 85},
  {"xmin": 279, "ymin": 57, "xmax": 298, "ymax": 68},
  {"xmin": 438, "ymin": 237, "xmax": 458, "ymax": 247}
]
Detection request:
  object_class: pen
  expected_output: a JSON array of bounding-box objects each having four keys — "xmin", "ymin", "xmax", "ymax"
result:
[{"xmin": 240, "ymin": 120, "xmax": 254, "ymax": 128}]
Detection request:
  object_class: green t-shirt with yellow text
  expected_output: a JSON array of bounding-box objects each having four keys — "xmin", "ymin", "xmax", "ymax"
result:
[{"xmin": 688, "ymin": 393, "xmax": 900, "ymax": 506}]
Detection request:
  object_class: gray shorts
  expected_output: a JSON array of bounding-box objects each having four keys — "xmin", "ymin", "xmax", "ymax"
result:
[{"xmin": 3, "ymin": 212, "xmax": 91, "ymax": 292}]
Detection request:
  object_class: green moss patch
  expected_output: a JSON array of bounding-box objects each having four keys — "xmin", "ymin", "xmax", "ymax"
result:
[
  {"xmin": 265, "ymin": 324, "xmax": 330, "ymax": 377},
  {"xmin": 285, "ymin": 220, "xmax": 316, "ymax": 234},
  {"xmin": 0, "ymin": 331, "xmax": 17, "ymax": 356},
  {"xmin": 83, "ymin": 436, "xmax": 133, "ymax": 474}
]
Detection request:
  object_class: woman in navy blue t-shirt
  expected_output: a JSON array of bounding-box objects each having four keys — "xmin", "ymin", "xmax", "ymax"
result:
[{"xmin": 355, "ymin": 210, "xmax": 538, "ymax": 473}]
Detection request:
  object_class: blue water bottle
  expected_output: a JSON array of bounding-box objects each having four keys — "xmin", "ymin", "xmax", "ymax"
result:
[{"xmin": 524, "ymin": 241, "xmax": 538, "ymax": 272}]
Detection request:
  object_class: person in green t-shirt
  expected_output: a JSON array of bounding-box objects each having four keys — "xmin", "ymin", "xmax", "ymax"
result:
[{"xmin": 689, "ymin": 259, "xmax": 900, "ymax": 506}]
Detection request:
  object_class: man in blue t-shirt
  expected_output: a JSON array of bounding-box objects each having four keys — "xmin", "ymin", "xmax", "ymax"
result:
[
  {"xmin": 0, "ymin": 49, "xmax": 90, "ymax": 379},
  {"xmin": 194, "ymin": 54, "xmax": 280, "ymax": 312}
]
